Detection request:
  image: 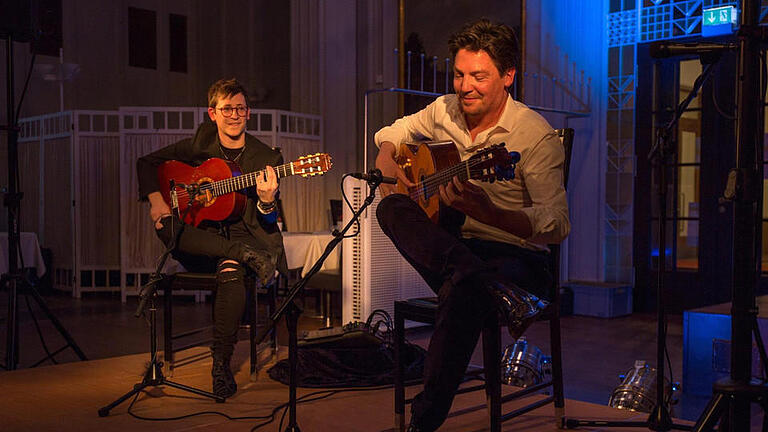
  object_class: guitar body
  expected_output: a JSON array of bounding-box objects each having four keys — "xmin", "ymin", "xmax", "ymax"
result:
[
  {"xmin": 396, "ymin": 141, "xmax": 461, "ymax": 223},
  {"xmin": 158, "ymin": 158, "xmax": 246, "ymax": 226}
]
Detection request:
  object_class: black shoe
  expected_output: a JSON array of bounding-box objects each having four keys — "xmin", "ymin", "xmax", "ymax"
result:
[
  {"xmin": 211, "ymin": 358, "xmax": 237, "ymax": 399},
  {"xmin": 235, "ymin": 244, "xmax": 276, "ymax": 284},
  {"xmin": 406, "ymin": 424, "xmax": 422, "ymax": 432},
  {"xmin": 489, "ymin": 281, "xmax": 548, "ymax": 339}
]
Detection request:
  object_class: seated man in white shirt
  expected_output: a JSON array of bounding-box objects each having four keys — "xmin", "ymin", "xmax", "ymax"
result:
[{"xmin": 374, "ymin": 19, "xmax": 570, "ymax": 432}]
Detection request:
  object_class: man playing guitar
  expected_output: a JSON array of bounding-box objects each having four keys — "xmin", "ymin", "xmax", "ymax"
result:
[
  {"xmin": 136, "ymin": 78, "xmax": 286, "ymax": 399},
  {"xmin": 374, "ymin": 20, "xmax": 570, "ymax": 432}
]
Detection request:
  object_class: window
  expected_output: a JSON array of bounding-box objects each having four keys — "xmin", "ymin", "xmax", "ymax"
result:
[
  {"xmin": 650, "ymin": 59, "xmax": 701, "ymax": 271},
  {"xmin": 169, "ymin": 13, "xmax": 187, "ymax": 73},
  {"xmin": 674, "ymin": 60, "xmax": 702, "ymax": 270},
  {"xmin": 128, "ymin": 7, "xmax": 156, "ymax": 69}
]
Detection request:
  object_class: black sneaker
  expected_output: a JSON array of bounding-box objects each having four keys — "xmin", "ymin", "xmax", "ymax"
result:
[
  {"xmin": 211, "ymin": 359, "xmax": 237, "ymax": 399},
  {"xmin": 236, "ymin": 244, "xmax": 276, "ymax": 284},
  {"xmin": 489, "ymin": 281, "xmax": 548, "ymax": 339}
]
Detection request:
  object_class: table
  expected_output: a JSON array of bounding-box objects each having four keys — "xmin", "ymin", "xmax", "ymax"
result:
[
  {"xmin": 281, "ymin": 231, "xmax": 339, "ymax": 276},
  {"xmin": 0, "ymin": 232, "xmax": 47, "ymax": 278}
]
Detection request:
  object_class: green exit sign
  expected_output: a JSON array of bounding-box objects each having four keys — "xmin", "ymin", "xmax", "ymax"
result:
[
  {"xmin": 703, "ymin": 6, "xmax": 737, "ymax": 26},
  {"xmin": 702, "ymin": 6, "xmax": 737, "ymax": 36}
]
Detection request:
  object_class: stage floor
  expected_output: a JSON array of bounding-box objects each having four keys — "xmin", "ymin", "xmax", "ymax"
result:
[
  {"xmin": 0, "ymin": 344, "xmax": 673, "ymax": 432},
  {"xmin": 0, "ymin": 291, "xmax": 764, "ymax": 430}
]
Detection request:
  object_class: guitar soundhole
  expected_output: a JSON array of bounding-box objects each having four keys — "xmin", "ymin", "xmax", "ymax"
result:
[{"xmin": 195, "ymin": 178, "xmax": 216, "ymax": 207}]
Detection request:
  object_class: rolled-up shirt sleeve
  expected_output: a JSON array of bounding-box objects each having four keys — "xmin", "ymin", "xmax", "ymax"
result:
[
  {"xmin": 374, "ymin": 100, "xmax": 438, "ymax": 150},
  {"xmin": 517, "ymin": 133, "xmax": 571, "ymax": 245}
]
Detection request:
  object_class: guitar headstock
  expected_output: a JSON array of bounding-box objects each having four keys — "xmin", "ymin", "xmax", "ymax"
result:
[
  {"xmin": 468, "ymin": 143, "xmax": 520, "ymax": 183},
  {"xmin": 294, "ymin": 153, "xmax": 332, "ymax": 177}
]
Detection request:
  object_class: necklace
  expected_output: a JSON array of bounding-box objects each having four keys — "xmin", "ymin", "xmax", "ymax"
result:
[{"xmin": 219, "ymin": 143, "xmax": 245, "ymax": 163}]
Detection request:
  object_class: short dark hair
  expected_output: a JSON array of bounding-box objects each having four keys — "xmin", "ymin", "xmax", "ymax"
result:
[
  {"xmin": 207, "ymin": 78, "xmax": 249, "ymax": 107},
  {"xmin": 448, "ymin": 19, "xmax": 519, "ymax": 75}
]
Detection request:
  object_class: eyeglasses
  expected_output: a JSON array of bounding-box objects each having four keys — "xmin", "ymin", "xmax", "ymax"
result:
[{"xmin": 214, "ymin": 105, "xmax": 248, "ymax": 118}]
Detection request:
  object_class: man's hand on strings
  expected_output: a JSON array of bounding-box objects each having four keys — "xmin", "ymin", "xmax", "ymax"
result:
[
  {"xmin": 375, "ymin": 141, "xmax": 415, "ymax": 197},
  {"xmin": 256, "ymin": 165, "xmax": 278, "ymax": 203},
  {"xmin": 439, "ymin": 176, "xmax": 495, "ymax": 221}
]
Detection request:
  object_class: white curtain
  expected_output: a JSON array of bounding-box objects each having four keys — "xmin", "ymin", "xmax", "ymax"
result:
[
  {"xmin": 277, "ymin": 136, "xmax": 326, "ymax": 232},
  {"xmin": 19, "ymin": 141, "xmax": 41, "ymax": 234},
  {"xmin": 43, "ymin": 137, "xmax": 73, "ymax": 271},
  {"xmin": 121, "ymin": 134, "xmax": 191, "ymax": 270},
  {"xmin": 78, "ymin": 136, "xmax": 120, "ymax": 266}
]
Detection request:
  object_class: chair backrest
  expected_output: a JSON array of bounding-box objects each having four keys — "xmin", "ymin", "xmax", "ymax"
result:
[{"xmin": 548, "ymin": 128, "xmax": 575, "ymax": 297}]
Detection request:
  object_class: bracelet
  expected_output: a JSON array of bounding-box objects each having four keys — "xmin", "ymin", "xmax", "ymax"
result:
[
  {"xmin": 257, "ymin": 199, "xmax": 277, "ymax": 214},
  {"xmin": 154, "ymin": 213, "xmax": 172, "ymax": 224}
]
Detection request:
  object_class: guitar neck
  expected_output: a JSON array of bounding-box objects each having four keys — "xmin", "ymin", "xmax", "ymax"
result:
[
  {"xmin": 419, "ymin": 159, "xmax": 476, "ymax": 196},
  {"xmin": 212, "ymin": 162, "xmax": 294, "ymax": 196}
]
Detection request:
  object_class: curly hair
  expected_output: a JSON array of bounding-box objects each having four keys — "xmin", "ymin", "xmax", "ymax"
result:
[
  {"xmin": 207, "ymin": 78, "xmax": 249, "ymax": 107},
  {"xmin": 448, "ymin": 19, "xmax": 519, "ymax": 75}
]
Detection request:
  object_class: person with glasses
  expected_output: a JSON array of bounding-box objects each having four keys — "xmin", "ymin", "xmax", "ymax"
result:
[{"xmin": 136, "ymin": 78, "xmax": 287, "ymax": 399}]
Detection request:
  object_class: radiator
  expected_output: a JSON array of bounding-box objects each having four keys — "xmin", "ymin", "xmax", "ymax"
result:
[{"xmin": 341, "ymin": 183, "xmax": 433, "ymax": 324}]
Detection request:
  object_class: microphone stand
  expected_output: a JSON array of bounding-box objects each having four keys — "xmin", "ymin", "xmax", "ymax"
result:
[
  {"xmin": 99, "ymin": 181, "xmax": 224, "ymax": 417},
  {"xmin": 254, "ymin": 174, "xmax": 384, "ymax": 432},
  {"xmin": 564, "ymin": 49, "xmax": 721, "ymax": 432},
  {"xmin": 691, "ymin": 0, "xmax": 768, "ymax": 430}
]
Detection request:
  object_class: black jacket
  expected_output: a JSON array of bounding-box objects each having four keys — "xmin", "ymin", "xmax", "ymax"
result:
[{"xmin": 136, "ymin": 120, "xmax": 288, "ymax": 274}]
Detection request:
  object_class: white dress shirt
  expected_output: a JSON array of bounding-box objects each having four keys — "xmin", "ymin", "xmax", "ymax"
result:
[{"xmin": 374, "ymin": 94, "xmax": 570, "ymax": 251}]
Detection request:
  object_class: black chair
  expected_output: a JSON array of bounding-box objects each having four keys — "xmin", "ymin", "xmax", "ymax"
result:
[
  {"xmin": 305, "ymin": 269, "xmax": 342, "ymax": 328},
  {"xmin": 162, "ymin": 271, "xmax": 276, "ymax": 376},
  {"xmin": 393, "ymin": 128, "xmax": 574, "ymax": 431}
]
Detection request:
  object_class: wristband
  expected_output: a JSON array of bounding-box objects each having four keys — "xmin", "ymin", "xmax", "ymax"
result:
[{"xmin": 257, "ymin": 199, "xmax": 277, "ymax": 214}]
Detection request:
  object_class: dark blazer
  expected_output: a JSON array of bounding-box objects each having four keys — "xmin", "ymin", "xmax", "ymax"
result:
[{"xmin": 136, "ymin": 120, "xmax": 288, "ymax": 274}]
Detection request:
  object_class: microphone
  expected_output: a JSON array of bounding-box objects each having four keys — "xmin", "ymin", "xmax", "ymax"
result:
[
  {"xmin": 169, "ymin": 180, "xmax": 179, "ymax": 211},
  {"xmin": 649, "ymin": 41, "xmax": 737, "ymax": 59},
  {"xmin": 350, "ymin": 169, "xmax": 398, "ymax": 185}
]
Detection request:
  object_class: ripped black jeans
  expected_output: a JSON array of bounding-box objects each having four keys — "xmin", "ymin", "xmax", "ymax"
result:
[{"xmin": 155, "ymin": 216, "xmax": 259, "ymax": 360}]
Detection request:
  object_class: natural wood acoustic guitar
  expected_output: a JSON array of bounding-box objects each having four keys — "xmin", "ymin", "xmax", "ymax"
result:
[{"xmin": 395, "ymin": 141, "xmax": 519, "ymax": 223}]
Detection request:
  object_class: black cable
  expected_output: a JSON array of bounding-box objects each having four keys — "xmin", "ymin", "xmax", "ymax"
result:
[
  {"xmin": 663, "ymin": 319, "xmax": 674, "ymax": 404},
  {"xmin": 340, "ymin": 173, "xmax": 360, "ymax": 238},
  {"xmin": 15, "ymin": 53, "xmax": 36, "ymax": 125},
  {"xmin": 122, "ymin": 361, "xmax": 394, "ymax": 428},
  {"xmin": 761, "ymin": 51, "xmax": 767, "ymax": 103},
  {"xmin": 127, "ymin": 390, "xmax": 274, "ymax": 422},
  {"xmin": 710, "ymin": 63, "xmax": 736, "ymax": 121},
  {"xmin": 254, "ymin": 385, "xmax": 394, "ymax": 431}
]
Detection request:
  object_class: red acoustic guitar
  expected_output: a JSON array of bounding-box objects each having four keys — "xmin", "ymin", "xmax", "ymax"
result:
[
  {"xmin": 395, "ymin": 141, "xmax": 519, "ymax": 223},
  {"xmin": 158, "ymin": 154, "xmax": 332, "ymax": 226}
]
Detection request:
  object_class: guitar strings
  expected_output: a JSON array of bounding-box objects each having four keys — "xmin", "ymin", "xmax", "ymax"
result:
[
  {"xmin": 174, "ymin": 162, "xmax": 293, "ymax": 200},
  {"xmin": 408, "ymin": 155, "xmax": 509, "ymax": 201}
]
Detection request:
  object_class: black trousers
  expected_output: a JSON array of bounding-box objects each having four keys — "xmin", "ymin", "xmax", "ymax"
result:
[
  {"xmin": 155, "ymin": 217, "xmax": 260, "ymax": 360},
  {"xmin": 376, "ymin": 194, "xmax": 551, "ymax": 432}
]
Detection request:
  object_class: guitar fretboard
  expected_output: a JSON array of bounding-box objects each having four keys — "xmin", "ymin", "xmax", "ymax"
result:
[
  {"xmin": 211, "ymin": 162, "xmax": 293, "ymax": 196},
  {"xmin": 410, "ymin": 155, "xmax": 490, "ymax": 201}
]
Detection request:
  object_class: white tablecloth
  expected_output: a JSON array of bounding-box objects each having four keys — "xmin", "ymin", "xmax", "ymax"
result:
[
  {"xmin": 282, "ymin": 232, "xmax": 339, "ymax": 276},
  {"xmin": 0, "ymin": 232, "xmax": 46, "ymax": 277}
]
